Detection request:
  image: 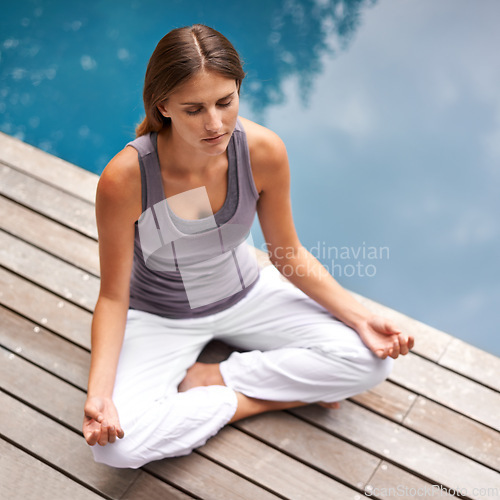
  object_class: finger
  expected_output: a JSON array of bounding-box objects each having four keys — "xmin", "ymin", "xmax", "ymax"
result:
[
  {"xmin": 84, "ymin": 428, "xmax": 100, "ymax": 447},
  {"xmin": 407, "ymin": 335, "xmax": 415, "ymax": 350},
  {"xmin": 84, "ymin": 403, "xmax": 103, "ymax": 424},
  {"xmin": 108, "ymin": 425, "xmax": 117, "ymax": 444},
  {"xmin": 398, "ymin": 333, "xmax": 410, "ymax": 356},
  {"xmin": 97, "ymin": 421, "xmax": 109, "ymax": 446},
  {"xmin": 384, "ymin": 346, "xmax": 393, "ymax": 359},
  {"xmin": 382, "ymin": 319, "xmax": 401, "ymax": 335},
  {"xmin": 110, "ymin": 415, "xmax": 124, "ymax": 439},
  {"xmin": 390, "ymin": 338, "xmax": 400, "ymax": 359}
]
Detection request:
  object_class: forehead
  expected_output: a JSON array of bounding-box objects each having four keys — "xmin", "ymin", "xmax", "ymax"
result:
[{"xmin": 170, "ymin": 70, "xmax": 237, "ymax": 103}]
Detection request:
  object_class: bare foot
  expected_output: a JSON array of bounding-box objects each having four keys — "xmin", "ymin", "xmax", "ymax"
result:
[
  {"xmin": 229, "ymin": 396, "xmax": 341, "ymax": 423},
  {"xmin": 318, "ymin": 401, "xmax": 341, "ymax": 410},
  {"xmin": 178, "ymin": 362, "xmax": 341, "ymax": 423},
  {"xmin": 178, "ymin": 362, "xmax": 225, "ymax": 392}
]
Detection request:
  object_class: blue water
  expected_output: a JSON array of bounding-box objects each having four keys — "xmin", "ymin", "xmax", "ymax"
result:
[{"xmin": 1, "ymin": 0, "xmax": 499, "ymax": 356}]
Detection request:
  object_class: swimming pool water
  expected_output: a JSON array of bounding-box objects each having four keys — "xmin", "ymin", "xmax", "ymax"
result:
[{"xmin": 1, "ymin": 0, "xmax": 499, "ymax": 355}]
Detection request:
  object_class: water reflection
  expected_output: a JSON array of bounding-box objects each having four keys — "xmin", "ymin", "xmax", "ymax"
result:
[
  {"xmin": 234, "ymin": 0, "xmax": 376, "ymax": 115},
  {"xmin": 1, "ymin": 0, "xmax": 499, "ymax": 356},
  {"xmin": 253, "ymin": 0, "xmax": 500, "ymax": 356},
  {"xmin": 0, "ymin": 0, "xmax": 374, "ymax": 171}
]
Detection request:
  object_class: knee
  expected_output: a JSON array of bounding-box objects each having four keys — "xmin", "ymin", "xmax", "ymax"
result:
[
  {"xmin": 359, "ymin": 355, "xmax": 394, "ymax": 391},
  {"xmin": 90, "ymin": 427, "xmax": 193, "ymax": 469},
  {"xmin": 91, "ymin": 438, "xmax": 149, "ymax": 469},
  {"xmin": 90, "ymin": 387, "xmax": 237, "ymax": 468}
]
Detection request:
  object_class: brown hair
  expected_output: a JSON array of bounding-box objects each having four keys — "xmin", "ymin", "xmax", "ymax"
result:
[{"xmin": 136, "ymin": 24, "xmax": 245, "ymax": 137}]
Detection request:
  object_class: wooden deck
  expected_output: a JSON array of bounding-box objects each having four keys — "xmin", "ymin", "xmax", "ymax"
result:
[{"xmin": 0, "ymin": 131, "xmax": 499, "ymax": 500}]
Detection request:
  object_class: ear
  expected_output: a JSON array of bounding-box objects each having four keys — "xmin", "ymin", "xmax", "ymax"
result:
[{"xmin": 157, "ymin": 102, "xmax": 169, "ymax": 118}]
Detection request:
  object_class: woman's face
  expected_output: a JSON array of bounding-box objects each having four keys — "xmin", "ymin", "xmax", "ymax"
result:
[{"xmin": 158, "ymin": 70, "xmax": 240, "ymax": 157}]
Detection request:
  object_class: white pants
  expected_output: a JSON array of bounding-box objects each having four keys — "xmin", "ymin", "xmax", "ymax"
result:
[{"xmin": 92, "ymin": 265, "xmax": 393, "ymax": 468}]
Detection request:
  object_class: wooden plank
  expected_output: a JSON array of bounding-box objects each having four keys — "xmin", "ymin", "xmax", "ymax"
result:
[
  {"xmin": 439, "ymin": 337, "xmax": 500, "ymax": 392},
  {"xmin": 5, "ymin": 269, "xmax": 498, "ymax": 485},
  {"xmin": 353, "ymin": 378, "xmax": 500, "ymax": 471},
  {"xmin": 0, "ymin": 305, "xmax": 89, "ymax": 390},
  {"xmin": 0, "ymin": 346, "xmax": 86, "ymax": 431},
  {"xmin": 0, "ymin": 195, "xmax": 99, "ymax": 275},
  {"xmin": 238, "ymin": 404, "xmax": 495, "ymax": 499},
  {"xmin": 0, "ymin": 164, "xmax": 97, "ymax": 239},
  {"xmin": 404, "ymin": 396, "xmax": 500, "ymax": 472},
  {"xmin": 148, "ymin": 453, "xmax": 281, "ymax": 500},
  {"xmin": 350, "ymin": 380, "xmax": 416, "ymax": 423},
  {"xmin": 3, "ymin": 134, "xmax": 499, "ymax": 500},
  {"xmin": 365, "ymin": 461, "xmax": 455, "ymax": 499},
  {"xmin": 7, "ymin": 324, "xmax": 491, "ymax": 498},
  {"xmin": 0, "ymin": 439, "xmax": 104, "ymax": 500},
  {"xmin": 120, "ymin": 473, "xmax": 194, "ymax": 500},
  {"xmin": 198, "ymin": 426, "xmax": 360, "ymax": 499},
  {"xmin": 0, "ymin": 342, "xmax": 275, "ymax": 500},
  {"xmin": 0, "ymin": 266, "xmax": 92, "ymax": 350},
  {"xmin": 5, "ymin": 312, "xmax": 498, "ymax": 496},
  {"xmin": 0, "ymin": 131, "xmax": 98, "ymax": 204},
  {"xmin": 391, "ymin": 353, "xmax": 500, "ymax": 431},
  {"xmin": 0, "ymin": 391, "xmax": 139, "ymax": 499},
  {"xmin": 292, "ymin": 402, "xmax": 500, "ymax": 499},
  {"xmin": 0, "ymin": 230, "xmax": 99, "ymax": 311},
  {"xmin": 235, "ymin": 411, "xmax": 380, "ymax": 489},
  {"xmin": 197, "ymin": 340, "xmax": 235, "ymax": 363}
]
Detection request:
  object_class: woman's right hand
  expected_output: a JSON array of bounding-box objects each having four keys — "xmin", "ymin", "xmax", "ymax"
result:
[{"xmin": 83, "ymin": 395, "xmax": 124, "ymax": 446}]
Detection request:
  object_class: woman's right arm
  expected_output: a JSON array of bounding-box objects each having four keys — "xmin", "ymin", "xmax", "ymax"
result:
[{"xmin": 83, "ymin": 147, "xmax": 142, "ymax": 447}]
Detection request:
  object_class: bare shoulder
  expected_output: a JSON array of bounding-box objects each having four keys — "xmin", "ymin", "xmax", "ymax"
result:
[
  {"xmin": 238, "ymin": 117, "xmax": 289, "ymax": 192},
  {"xmin": 97, "ymin": 145, "xmax": 142, "ymax": 220},
  {"xmin": 238, "ymin": 116, "xmax": 287, "ymax": 162}
]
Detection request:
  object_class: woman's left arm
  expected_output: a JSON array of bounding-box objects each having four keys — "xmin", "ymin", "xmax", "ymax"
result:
[{"xmin": 248, "ymin": 122, "xmax": 414, "ymax": 359}]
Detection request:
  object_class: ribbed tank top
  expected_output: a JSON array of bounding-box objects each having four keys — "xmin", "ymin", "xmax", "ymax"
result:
[{"xmin": 127, "ymin": 119, "xmax": 261, "ymax": 319}]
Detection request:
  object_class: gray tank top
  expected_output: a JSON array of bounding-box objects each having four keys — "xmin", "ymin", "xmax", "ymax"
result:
[{"xmin": 127, "ymin": 119, "xmax": 261, "ymax": 319}]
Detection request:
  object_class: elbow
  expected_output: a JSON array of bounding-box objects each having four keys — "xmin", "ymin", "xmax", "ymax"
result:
[
  {"xmin": 267, "ymin": 244, "xmax": 308, "ymax": 277},
  {"xmin": 267, "ymin": 243, "xmax": 305, "ymax": 267}
]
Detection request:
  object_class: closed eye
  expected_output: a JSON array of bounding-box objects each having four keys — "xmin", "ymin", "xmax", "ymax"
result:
[{"xmin": 185, "ymin": 100, "xmax": 233, "ymax": 116}]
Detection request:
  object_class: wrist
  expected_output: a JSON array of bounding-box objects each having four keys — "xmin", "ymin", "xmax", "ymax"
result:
[
  {"xmin": 348, "ymin": 313, "xmax": 372, "ymax": 333},
  {"xmin": 86, "ymin": 392, "xmax": 113, "ymax": 400},
  {"xmin": 86, "ymin": 379, "xmax": 114, "ymax": 399},
  {"xmin": 87, "ymin": 365, "xmax": 117, "ymax": 399}
]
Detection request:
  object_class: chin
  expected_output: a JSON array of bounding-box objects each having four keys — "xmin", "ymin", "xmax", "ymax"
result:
[
  {"xmin": 206, "ymin": 147, "xmax": 227, "ymax": 157},
  {"xmin": 204, "ymin": 137, "xmax": 231, "ymax": 155}
]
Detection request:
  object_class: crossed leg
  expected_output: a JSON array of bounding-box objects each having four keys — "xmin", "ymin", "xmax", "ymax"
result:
[
  {"xmin": 92, "ymin": 267, "xmax": 390, "ymax": 469},
  {"xmin": 178, "ymin": 266, "xmax": 392, "ymax": 419},
  {"xmin": 178, "ymin": 361, "xmax": 341, "ymax": 423}
]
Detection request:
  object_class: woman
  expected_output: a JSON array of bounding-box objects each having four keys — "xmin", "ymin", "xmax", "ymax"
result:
[{"xmin": 83, "ymin": 24, "xmax": 413, "ymax": 469}]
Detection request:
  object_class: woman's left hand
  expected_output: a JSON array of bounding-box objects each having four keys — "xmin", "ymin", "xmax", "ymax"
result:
[{"xmin": 355, "ymin": 316, "xmax": 414, "ymax": 359}]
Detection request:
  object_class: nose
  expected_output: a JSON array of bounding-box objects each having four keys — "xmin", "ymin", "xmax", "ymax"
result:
[{"xmin": 204, "ymin": 108, "xmax": 222, "ymax": 133}]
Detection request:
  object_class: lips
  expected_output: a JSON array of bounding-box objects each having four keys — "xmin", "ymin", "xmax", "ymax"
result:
[{"xmin": 203, "ymin": 133, "xmax": 226, "ymax": 143}]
